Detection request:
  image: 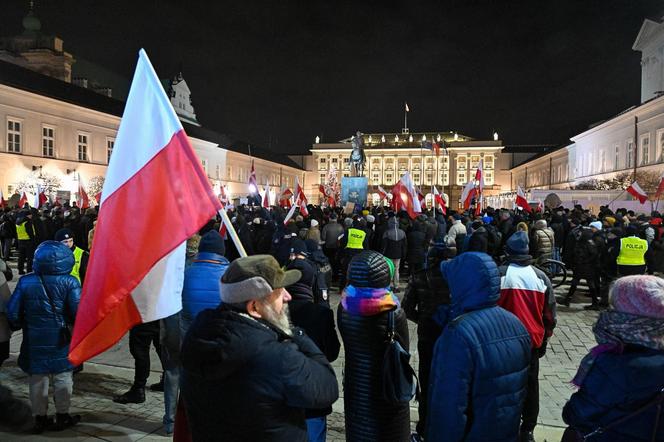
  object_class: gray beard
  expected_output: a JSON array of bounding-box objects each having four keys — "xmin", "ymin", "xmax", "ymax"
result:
[{"xmin": 262, "ymin": 302, "xmax": 293, "ymax": 336}]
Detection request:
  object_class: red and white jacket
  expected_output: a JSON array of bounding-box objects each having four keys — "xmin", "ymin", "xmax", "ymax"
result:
[{"xmin": 498, "ymin": 262, "xmax": 556, "ymax": 349}]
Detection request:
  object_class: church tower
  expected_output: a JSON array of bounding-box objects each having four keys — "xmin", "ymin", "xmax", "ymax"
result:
[{"xmin": 163, "ymin": 72, "xmax": 200, "ymax": 126}]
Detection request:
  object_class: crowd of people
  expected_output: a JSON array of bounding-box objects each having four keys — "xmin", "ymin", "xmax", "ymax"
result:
[{"xmin": 0, "ymin": 200, "xmax": 663, "ymax": 441}]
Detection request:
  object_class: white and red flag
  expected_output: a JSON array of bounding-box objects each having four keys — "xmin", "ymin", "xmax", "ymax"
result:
[
  {"xmin": 474, "ymin": 195, "xmax": 483, "ymax": 216},
  {"xmin": 0, "ymin": 189, "xmax": 6, "ymax": 208},
  {"xmin": 461, "ymin": 180, "xmax": 477, "ymax": 210},
  {"xmin": 262, "ymin": 182, "xmax": 270, "ymax": 209},
  {"xmin": 626, "ymin": 181, "xmax": 648, "ymax": 204},
  {"xmin": 433, "ymin": 186, "xmax": 447, "ymax": 215},
  {"xmin": 34, "ymin": 184, "xmax": 48, "ymax": 208},
  {"xmin": 391, "ymin": 172, "xmax": 421, "ymax": 219},
  {"xmin": 295, "ymin": 176, "xmax": 308, "ymax": 217},
  {"xmin": 68, "ymin": 50, "xmax": 221, "ymax": 365},
  {"xmin": 655, "ymin": 171, "xmax": 664, "ymax": 199},
  {"xmin": 77, "ymin": 176, "xmax": 90, "ymax": 210},
  {"xmin": 18, "ymin": 192, "xmax": 28, "ymax": 208},
  {"xmin": 279, "ymin": 186, "xmax": 293, "ymax": 208},
  {"xmin": 416, "ymin": 186, "xmax": 425, "ymax": 206},
  {"xmin": 475, "ymin": 159, "xmax": 485, "ymax": 193},
  {"xmin": 377, "ymin": 185, "xmax": 388, "ymax": 202},
  {"xmin": 537, "ymin": 199, "xmax": 544, "ymax": 213},
  {"xmin": 516, "ymin": 185, "xmax": 532, "ymax": 213},
  {"xmin": 248, "ymin": 160, "xmax": 258, "ymax": 194}
]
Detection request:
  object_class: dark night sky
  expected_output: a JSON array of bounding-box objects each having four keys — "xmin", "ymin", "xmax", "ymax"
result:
[{"xmin": 3, "ymin": 0, "xmax": 663, "ymax": 154}]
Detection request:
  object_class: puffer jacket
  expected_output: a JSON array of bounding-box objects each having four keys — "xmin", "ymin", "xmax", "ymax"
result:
[
  {"xmin": 337, "ymin": 305, "xmax": 410, "ymax": 442},
  {"xmin": 406, "ymin": 223, "xmax": 427, "ymax": 270},
  {"xmin": 531, "ymin": 222, "xmax": 554, "ymax": 260},
  {"xmin": 181, "ymin": 305, "xmax": 339, "ymax": 442},
  {"xmin": 563, "ymin": 345, "xmax": 664, "ymax": 441},
  {"xmin": 573, "ymin": 228, "xmax": 600, "ymax": 278},
  {"xmin": 427, "ymin": 252, "xmax": 531, "ymax": 442},
  {"xmin": 381, "ymin": 217, "xmax": 407, "ymax": 260},
  {"xmin": 7, "ymin": 241, "xmax": 81, "ymax": 374},
  {"xmin": 180, "ymin": 252, "xmax": 229, "ymax": 333}
]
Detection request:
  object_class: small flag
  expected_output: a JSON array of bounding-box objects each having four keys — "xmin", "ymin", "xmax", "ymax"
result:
[
  {"xmin": 433, "ymin": 186, "xmax": 447, "ymax": 215},
  {"xmin": 475, "ymin": 159, "xmax": 485, "ymax": 193},
  {"xmin": 432, "ymin": 141, "xmax": 441, "ymax": 157},
  {"xmin": 0, "ymin": 189, "xmax": 5, "ymax": 208},
  {"xmin": 18, "ymin": 192, "xmax": 28, "ymax": 208},
  {"xmin": 295, "ymin": 176, "xmax": 308, "ymax": 217},
  {"xmin": 516, "ymin": 185, "xmax": 532, "ymax": 213},
  {"xmin": 262, "ymin": 182, "xmax": 270, "ymax": 209},
  {"xmin": 78, "ymin": 176, "xmax": 90, "ymax": 210},
  {"xmin": 391, "ymin": 173, "xmax": 420, "ymax": 219},
  {"xmin": 377, "ymin": 185, "xmax": 388, "ymax": 202},
  {"xmin": 248, "ymin": 160, "xmax": 258, "ymax": 194},
  {"xmin": 283, "ymin": 203, "xmax": 298, "ymax": 225},
  {"xmin": 279, "ymin": 186, "xmax": 293, "ymax": 208},
  {"xmin": 68, "ymin": 49, "xmax": 221, "ymax": 365},
  {"xmin": 626, "ymin": 181, "xmax": 648, "ymax": 204}
]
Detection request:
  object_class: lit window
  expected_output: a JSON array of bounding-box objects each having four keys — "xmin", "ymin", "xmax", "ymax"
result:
[
  {"xmin": 320, "ymin": 158, "xmax": 326, "ymax": 163},
  {"xmin": 641, "ymin": 134, "xmax": 650, "ymax": 165},
  {"xmin": 457, "ymin": 156, "xmax": 466, "ymax": 170},
  {"xmin": 107, "ymin": 138, "xmax": 115, "ymax": 163},
  {"xmin": 457, "ymin": 172, "xmax": 466, "ymax": 185},
  {"xmin": 626, "ymin": 140, "xmax": 634, "ymax": 168},
  {"xmin": 42, "ymin": 126, "xmax": 55, "ymax": 157},
  {"xmin": 78, "ymin": 133, "xmax": 89, "ymax": 162},
  {"xmin": 320, "ymin": 174, "xmax": 326, "ymax": 184},
  {"xmin": 7, "ymin": 119, "xmax": 21, "ymax": 153}
]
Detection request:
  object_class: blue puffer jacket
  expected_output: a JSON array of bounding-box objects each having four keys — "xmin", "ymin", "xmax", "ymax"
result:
[
  {"xmin": 7, "ymin": 241, "xmax": 81, "ymax": 374},
  {"xmin": 181, "ymin": 252, "xmax": 229, "ymax": 332},
  {"xmin": 426, "ymin": 252, "xmax": 531, "ymax": 442},
  {"xmin": 563, "ymin": 345, "xmax": 664, "ymax": 441}
]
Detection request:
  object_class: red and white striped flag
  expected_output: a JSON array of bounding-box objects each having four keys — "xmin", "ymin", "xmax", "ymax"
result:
[
  {"xmin": 433, "ymin": 186, "xmax": 447, "ymax": 215},
  {"xmin": 626, "ymin": 181, "xmax": 648, "ymax": 204},
  {"xmin": 377, "ymin": 185, "xmax": 388, "ymax": 202},
  {"xmin": 68, "ymin": 50, "xmax": 221, "ymax": 365},
  {"xmin": 475, "ymin": 159, "xmax": 485, "ymax": 193},
  {"xmin": 279, "ymin": 186, "xmax": 293, "ymax": 208},
  {"xmin": 248, "ymin": 160, "xmax": 258, "ymax": 194},
  {"xmin": 78, "ymin": 176, "xmax": 90, "ymax": 210},
  {"xmin": 655, "ymin": 171, "xmax": 664, "ymax": 199},
  {"xmin": 262, "ymin": 182, "xmax": 270, "ymax": 209},
  {"xmin": 461, "ymin": 180, "xmax": 477, "ymax": 210},
  {"xmin": 295, "ymin": 176, "xmax": 308, "ymax": 217},
  {"xmin": 18, "ymin": 192, "xmax": 28, "ymax": 208},
  {"xmin": 0, "ymin": 189, "xmax": 5, "ymax": 208},
  {"xmin": 391, "ymin": 172, "xmax": 420, "ymax": 219},
  {"xmin": 516, "ymin": 185, "xmax": 532, "ymax": 212}
]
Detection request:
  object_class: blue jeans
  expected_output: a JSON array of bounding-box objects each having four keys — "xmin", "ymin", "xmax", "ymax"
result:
[{"xmin": 306, "ymin": 416, "xmax": 327, "ymax": 442}]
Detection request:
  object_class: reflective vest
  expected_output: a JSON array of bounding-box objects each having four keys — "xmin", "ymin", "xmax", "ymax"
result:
[
  {"xmin": 16, "ymin": 220, "xmax": 34, "ymax": 240},
  {"xmin": 346, "ymin": 228, "xmax": 366, "ymax": 249},
  {"xmin": 71, "ymin": 247, "xmax": 84, "ymax": 283},
  {"xmin": 616, "ymin": 236, "xmax": 647, "ymax": 266}
]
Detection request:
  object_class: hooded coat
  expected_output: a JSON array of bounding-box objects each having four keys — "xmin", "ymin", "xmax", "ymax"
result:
[
  {"xmin": 7, "ymin": 241, "xmax": 80, "ymax": 374},
  {"xmin": 381, "ymin": 217, "xmax": 407, "ymax": 260},
  {"xmin": 426, "ymin": 252, "xmax": 531, "ymax": 442},
  {"xmin": 180, "ymin": 305, "xmax": 339, "ymax": 442}
]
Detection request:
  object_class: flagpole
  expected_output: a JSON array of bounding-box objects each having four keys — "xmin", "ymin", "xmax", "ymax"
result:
[
  {"xmin": 218, "ymin": 208, "xmax": 247, "ymax": 257},
  {"xmin": 607, "ymin": 188, "xmax": 627, "ymax": 209}
]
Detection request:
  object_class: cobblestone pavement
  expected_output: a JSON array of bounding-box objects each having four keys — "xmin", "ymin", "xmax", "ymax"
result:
[{"xmin": 0, "ymin": 259, "xmax": 592, "ymax": 441}]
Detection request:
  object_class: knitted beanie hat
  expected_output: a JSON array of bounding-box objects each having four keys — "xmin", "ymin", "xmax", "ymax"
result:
[{"xmin": 610, "ymin": 275, "xmax": 664, "ymax": 319}]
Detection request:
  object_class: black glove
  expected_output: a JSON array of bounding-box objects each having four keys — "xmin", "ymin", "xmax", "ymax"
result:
[{"xmin": 537, "ymin": 340, "xmax": 548, "ymax": 358}]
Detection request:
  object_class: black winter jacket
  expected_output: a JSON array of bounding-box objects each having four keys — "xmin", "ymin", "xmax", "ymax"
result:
[
  {"xmin": 180, "ymin": 306, "xmax": 339, "ymax": 442},
  {"xmin": 337, "ymin": 306, "xmax": 410, "ymax": 442}
]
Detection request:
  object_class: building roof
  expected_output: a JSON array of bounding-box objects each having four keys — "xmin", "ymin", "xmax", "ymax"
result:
[
  {"xmin": 0, "ymin": 59, "xmax": 303, "ymax": 170},
  {"xmin": 510, "ymin": 144, "xmax": 570, "ymax": 169}
]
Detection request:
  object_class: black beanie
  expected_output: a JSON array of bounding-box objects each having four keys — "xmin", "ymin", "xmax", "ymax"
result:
[{"xmin": 198, "ymin": 230, "xmax": 225, "ymax": 256}]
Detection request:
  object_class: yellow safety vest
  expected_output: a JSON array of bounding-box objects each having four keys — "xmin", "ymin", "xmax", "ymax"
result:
[
  {"xmin": 346, "ymin": 228, "xmax": 366, "ymax": 249},
  {"xmin": 16, "ymin": 221, "xmax": 34, "ymax": 240},
  {"xmin": 71, "ymin": 247, "xmax": 84, "ymax": 283},
  {"xmin": 616, "ymin": 236, "xmax": 647, "ymax": 266}
]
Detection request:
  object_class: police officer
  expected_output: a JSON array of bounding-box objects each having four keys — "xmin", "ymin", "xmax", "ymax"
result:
[
  {"xmin": 15, "ymin": 210, "xmax": 36, "ymax": 275},
  {"xmin": 339, "ymin": 219, "xmax": 366, "ymax": 288},
  {"xmin": 616, "ymin": 225, "xmax": 648, "ymax": 276},
  {"xmin": 55, "ymin": 228, "xmax": 89, "ymax": 285}
]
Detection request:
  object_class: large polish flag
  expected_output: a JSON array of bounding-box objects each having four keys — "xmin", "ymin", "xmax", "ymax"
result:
[
  {"xmin": 655, "ymin": 171, "xmax": 664, "ymax": 199},
  {"xmin": 68, "ymin": 50, "xmax": 221, "ymax": 365},
  {"xmin": 461, "ymin": 180, "xmax": 477, "ymax": 210}
]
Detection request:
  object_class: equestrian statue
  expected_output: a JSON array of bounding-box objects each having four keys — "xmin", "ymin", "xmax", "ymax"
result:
[{"xmin": 349, "ymin": 131, "xmax": 366, "ymax": 177}]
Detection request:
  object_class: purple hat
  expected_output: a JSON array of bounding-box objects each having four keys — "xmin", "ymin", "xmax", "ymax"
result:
[{"xmin": 610, "ymin": 275, "xmax": 664, "ymax": 319}]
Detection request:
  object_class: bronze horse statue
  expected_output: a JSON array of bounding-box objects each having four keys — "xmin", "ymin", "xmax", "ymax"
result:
[{"xmin": 349, "ymin": 131, "xmax": 366, "ymax": 176}]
